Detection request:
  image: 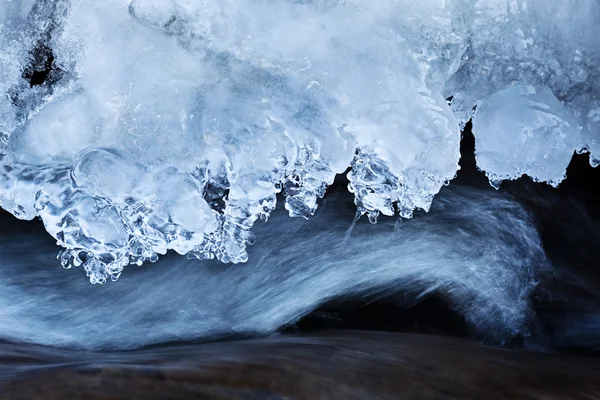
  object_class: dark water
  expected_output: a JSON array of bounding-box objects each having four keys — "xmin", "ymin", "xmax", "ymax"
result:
[
  {"xmin": 1, "ymin": 126, "xmax": 600, "ymax": 398},
  {"xmin": 1, "ymin": 332, "xmax": 600, "ymax": 400}
]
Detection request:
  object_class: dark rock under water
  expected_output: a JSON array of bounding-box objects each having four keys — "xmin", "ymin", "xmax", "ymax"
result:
[{"xmin": 1, "ymin": 331, "xmax": 599, "ymax": 400}]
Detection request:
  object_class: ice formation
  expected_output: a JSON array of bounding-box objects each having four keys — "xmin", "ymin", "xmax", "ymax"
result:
[{"xmin": 0, "ymin": 0, "xmax": 598, "ymax": 282}]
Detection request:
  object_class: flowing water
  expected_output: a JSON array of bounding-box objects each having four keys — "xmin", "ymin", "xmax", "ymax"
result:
[{"xmin": 0, "ymin": 131, "xmax": 599, "ymax": 398}]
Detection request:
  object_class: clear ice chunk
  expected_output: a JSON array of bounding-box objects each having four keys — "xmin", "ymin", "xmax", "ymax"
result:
[{"xmin": 472, "ymin": 84, "xmax": 580, "ymax": 187}]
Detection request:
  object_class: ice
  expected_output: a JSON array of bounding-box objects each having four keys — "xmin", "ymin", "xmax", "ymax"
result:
[
  {"xmin": 472, "ymin": 84, "xmax": 580, "ymax": 187},
  {"xmin": 447, "ymin": 0, "xmax": 600, "ymax": 180},
  {"xmin": 0, "ymin": 0, "xmax": 598, "ymax": 282}
]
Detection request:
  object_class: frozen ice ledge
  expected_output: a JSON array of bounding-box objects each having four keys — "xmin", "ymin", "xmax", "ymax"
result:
[{"xmin": 0, "ymin": 0, "xmax": 598, "ymax": 283}]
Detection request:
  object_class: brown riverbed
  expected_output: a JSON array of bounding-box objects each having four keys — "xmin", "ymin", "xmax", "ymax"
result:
[{"xmin": 1, "ymin": 331, "xmax": 599, "ymax": 400}]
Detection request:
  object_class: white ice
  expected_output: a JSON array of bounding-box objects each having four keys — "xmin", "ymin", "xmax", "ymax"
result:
[{"xmin": 0, "ymin": 0, "xmax": 598, "ymax": 282}]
